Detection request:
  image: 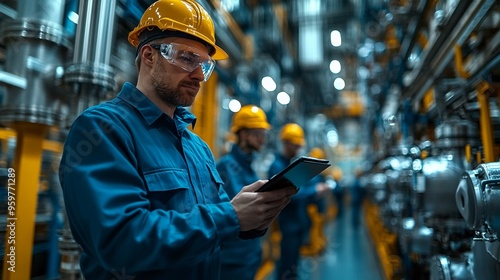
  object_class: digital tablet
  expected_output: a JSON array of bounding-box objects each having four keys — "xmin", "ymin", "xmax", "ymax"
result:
[{"xmin": 257, "ymin": 156, "xmax": 331, "ymax": 192}]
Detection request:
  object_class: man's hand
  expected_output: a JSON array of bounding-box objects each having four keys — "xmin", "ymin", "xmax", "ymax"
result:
[{"xmin": 231, "ymin": 180, "xmax": 297, "ymax": 231}]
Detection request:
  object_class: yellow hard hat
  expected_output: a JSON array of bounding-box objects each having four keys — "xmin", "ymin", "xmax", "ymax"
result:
[
  {"xmin": 280, "ymin": 123, "xmax": 305, "ymax": 146},
  {"xmin": 128, "ymin": 0, "xmax": 228, "ymax": 60},
  {"xmin": 332, "ymin": 166, "xmax": 343, "ymax": 181},
  {"xmin": 231, "ymin": 105, "xmax": 271, "ymax": 133},
  {"xmin": 309, "ymin": 147, "xmax": 326, "ymax": 159}
]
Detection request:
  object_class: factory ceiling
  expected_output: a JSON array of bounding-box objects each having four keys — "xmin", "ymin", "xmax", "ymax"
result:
[
  {"xmin": 1, "ymin": 0, "xmax": 498, "ymax": 126},
  {"xmin": 122, "ymin": 0, "xmax": 370, "ymax": 116},
  {"xmin": 0, "ymin": 0, "xmax": 392, "ymax": 117}
]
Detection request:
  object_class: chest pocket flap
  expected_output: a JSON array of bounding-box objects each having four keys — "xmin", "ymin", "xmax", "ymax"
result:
[{"xmin": 143, "ymin": 169, "xmax": 194, "ymax": 212}]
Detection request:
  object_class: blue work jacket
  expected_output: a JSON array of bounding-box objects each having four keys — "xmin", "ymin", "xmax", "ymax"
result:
[
  {"xmin": 216, "ymin": 145, "xmax": 262, "ymax": 278},
  {"xmin": 59, "ymin": 82, "xmax": 247, "ymax": 280},
  {"xmin": 268, "ymin": 154, "xmax": 317, "ymax": 234}
]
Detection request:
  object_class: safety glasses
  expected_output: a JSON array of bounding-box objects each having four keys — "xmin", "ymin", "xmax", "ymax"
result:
[{"xmin": 150, "ymin": 43, "xmax": 216, "ymax": 82}]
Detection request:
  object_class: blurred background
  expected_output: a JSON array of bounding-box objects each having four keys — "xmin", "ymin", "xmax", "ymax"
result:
[{"xmin": 0, "ymin": 0, "xmax": 499, "ymax": 279}]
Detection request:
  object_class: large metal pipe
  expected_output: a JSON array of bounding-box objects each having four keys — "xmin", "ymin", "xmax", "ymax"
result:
[
  {"xmin": 59, "ymin": 1, "xmax": 117, "ymax": 277},
  {"xmin": 64, "ymin": 0, "xmax": 117, "ymax": 125},
  {"xmin": 72, "ymin": 0, "xmax": 115, "ymax": 66},
  {"xmin": 0, "ymin": 0, "xmax": 70, "ymax": 126}
]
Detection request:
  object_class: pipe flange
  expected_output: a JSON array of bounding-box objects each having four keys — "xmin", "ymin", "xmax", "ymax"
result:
[
  {"xmin": 430, "ymin": 255, "xmax": 452, "ymax": 280},
  {"xmin": 456, "ymin": 169, "xmax": 483, "ymax": 230},
  {"xmin": 435, "ymin": 118, "xmax": 480, "ymax": 149},
  {"xmin": 65, "ymin": 63, "xmax": 116, "ymax": 92},
  {"xmin": 0, "ymin": 18, "xmax": 70, "ymax": 49},
  {"xmin": 456, "ymin": 163, "xmax": 500, "ymax": 230},
  {"xmin": 0, "ymin": 105, "xmax": 66, "ymax": 127}
]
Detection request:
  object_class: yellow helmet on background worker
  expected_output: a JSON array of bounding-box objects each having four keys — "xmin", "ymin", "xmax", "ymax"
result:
[
  {"xmin": 128, "ymin": 0, "xmax": 228, "ymax": 60},
  {"xmin": 332, "ymin": 166, "xmax": 343, "ymax": 181},
  {"xmin": 231, "ymin": 105, "xmax": 271, "ymax": 133},
  {"xmin": 280, "ymin": 123, "xmax": 305, "ymax": 146},
  {"xmin": 309, "ymin": 147, "xmax": 326, "ymax": 159}
]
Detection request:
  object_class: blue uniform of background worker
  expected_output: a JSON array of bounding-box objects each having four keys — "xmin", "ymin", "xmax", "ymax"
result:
[
  {"xmin": 217, "ymin": 105, "xmax": 271, "ymax": 280},
  {"xmin": 268, "ymin": 124, "xmax": 329, "ymax": 280},
  {"xmin": 58, "ymin": 1, "xmax": 296, "ymax": 279}
]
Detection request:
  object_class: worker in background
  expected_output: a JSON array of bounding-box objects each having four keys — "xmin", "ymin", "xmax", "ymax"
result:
[
  {"xmin": 350, "ymin": 168, "xmax": 365, "ymax": 229},
  {"xmin": 216, "ymin": 105, "xmax": 271, "ymax": 280},
  {"xmin": 307, "ymin": 147, "xmax": 329, "ymax": 214},
  {"xmin": 58, "ymin": 1, "xmax": 296, "ymax": 279},
  {"xmin": 268, "ymin": 123, "xmax": 329, "ymax": 280},
  {"xmin": 331, "ymin": 166, "xmax": 345, "ymax": 218},
  {"xmin": 301, "ymin": 147, "xmax": 330, "ymax": 255}
]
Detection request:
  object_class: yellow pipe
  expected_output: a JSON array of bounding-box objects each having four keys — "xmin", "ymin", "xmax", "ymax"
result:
[
  {"xmin": 417, "ymin": 31, "xmax": 428, "ymax": 49},
  {"xmin": 301, "ymin": 204, "xmax": 327, "ymax": 256},
  {"xmin": 192, "ymin": 71, "xmax": 219, "ymax": 156},
  {"xmin": 476, "ymin": 151, "xmax": 483, "ymax": 164},
  {"xmin": 0, "ymin": 128, "xmax": 62, "ymax": 154},
  {"xmin": 465, "ymin": 144, "xmax": 471, "ymax": 163},
  {"xmin": 2, "ymin": 123, "xmax": 48, "ymax": 280},
  {"xmin": 0, "ymin": 128, "xmax": 16, "ymax": 140},
  {"xmin": 476, "ymin": 81, "xmax": 495, "ymax": 162},
  {"xmin": 386, "ymin": 25, "xmax": 400, "ymax": 52},
  {"xmin": 272, "ymin": 3, "xmax": 296, "ymax": 58},
  {"xmin": 421, "ymin": 88, "xmax": 435, "ymax": 113},
  {"xmin": 364, "ymin": 200, "xmax": 402, "ymax": 280},
  {"xmin": 454, "ymin": 45, "xmax": 470, "ymax": 78},
  {"xmin": 209, "ymin": 0, "xmax": 253, "ymax": 60}
]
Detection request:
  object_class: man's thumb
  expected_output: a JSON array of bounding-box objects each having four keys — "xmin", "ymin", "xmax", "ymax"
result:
[{"xmin": 243, "ymin": 180, "xmax": 268, "ymax": 192}]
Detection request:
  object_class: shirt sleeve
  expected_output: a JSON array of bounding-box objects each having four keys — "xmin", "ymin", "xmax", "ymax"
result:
[{"xmin": 59, "ymin": 110, "xmax": 239, "ymax": 273}]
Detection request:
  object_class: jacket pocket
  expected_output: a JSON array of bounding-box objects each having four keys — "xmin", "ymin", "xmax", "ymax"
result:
[
  {"xmin": 143, "ymin": 169, "xmax": 194, "ymax": 212},
  {"xmin": 201, "ymin": 161, "xmax": 225, "ymax": 202}
]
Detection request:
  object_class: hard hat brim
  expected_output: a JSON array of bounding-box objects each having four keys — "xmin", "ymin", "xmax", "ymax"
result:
[{"xmin": 212, "ymin": 45, "xmax": 228, "ymax": 60}]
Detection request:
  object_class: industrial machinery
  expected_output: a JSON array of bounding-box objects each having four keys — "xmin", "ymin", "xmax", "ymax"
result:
[
  {"xmin": 0, "ymin": 0, "xmax": 117, "ymax": 278},
  {"xmin": 0, "ymin": 0, "xmax": 498, "ymax": 279},
  {"xmin": 408, "ymin": 117, "xmax": 479, "ymax": 279},
  {"xmin": 455, "ymin": 162, "xmax": 500, "ymax": 280}
]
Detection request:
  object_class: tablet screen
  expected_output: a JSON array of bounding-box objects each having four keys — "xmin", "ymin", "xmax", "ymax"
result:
[{"xmin": 257, "ymin": 156, "xmax": 331, "ymax": 192}]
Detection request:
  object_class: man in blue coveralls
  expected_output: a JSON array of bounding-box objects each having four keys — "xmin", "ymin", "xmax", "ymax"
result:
[
  {"xmin": 269, "ymin": 123, "xmax": 329, "ymax": 280},
  {"xmin": 58, "ymin": 1, "xmax": 296, "ymax": 279},
  {"xmin": 217, "ymin": 105, "xmax": 271, "ymax": 280}
]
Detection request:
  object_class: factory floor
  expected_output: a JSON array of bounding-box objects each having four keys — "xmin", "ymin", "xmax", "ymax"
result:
[{"xmin": 267, "ymin": 200, "xmax": 384, "ymax": 280}]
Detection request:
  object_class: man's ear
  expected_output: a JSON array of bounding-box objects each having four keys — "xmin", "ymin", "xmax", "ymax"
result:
[{"xmin": 140, "ymin": 45, "xmax": 155, "ymax": 67}]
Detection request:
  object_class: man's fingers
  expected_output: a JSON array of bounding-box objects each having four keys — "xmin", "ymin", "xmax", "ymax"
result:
[{"xmin": 242, "ymin": 180, "xmax": 268, "ymax": 192}]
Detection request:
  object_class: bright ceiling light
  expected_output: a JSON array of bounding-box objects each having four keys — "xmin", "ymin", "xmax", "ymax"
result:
[
  {"xmin": 228, "ymin": 99, "xmax": 241, "ymax": 112},
  {"xmin": 261, "ymin": 76, "xmax": 277, "ymax": 92},
  {"xmin": 277, "ymin": 91, "xmax": 290, "ymax": 105},
  {"xmin": 334, "ymin": 77, "xmax": 345, "ymax": 90},
  {"xmin": 327, "ymin": 130, "xmax": 339, "ymax": 147},
  {"xmin": 68, "ymin": 11, "xmax": 79, "ymax": 24},
  {"xmin": 329, "ymin": 60, "xmax": 341, "ymax": 74},
  {"xmin": 331, "ymin": 30, "xmax": 342, "ymax": 47}
]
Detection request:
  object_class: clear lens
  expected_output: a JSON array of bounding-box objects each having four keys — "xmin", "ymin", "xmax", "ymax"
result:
[{"xmin": 152, "ymin": 43, "xmax": 215, "ymax": 81}]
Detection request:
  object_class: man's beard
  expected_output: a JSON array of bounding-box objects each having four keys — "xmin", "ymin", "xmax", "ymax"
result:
[
  {"xmin": 151, "ymin": 61, "xmax": 197, "ymax": 107},
  {"xmin": 241, "ymin": 139, "xmax": 262, "ymax": 153}
]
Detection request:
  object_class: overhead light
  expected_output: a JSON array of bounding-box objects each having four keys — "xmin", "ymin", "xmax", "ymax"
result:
[
  {"xmin": 68, "ymin": 11, "xmax": 79, "ymax": 24},
  {"xmin": 277, "ymin": 91, "xmax": 290, "ymax": 105},
  {"xmin": 228, "ymin": 99, "xmax": 241, "ymax": 112},
  {"xmin": 334, "ymin": 78, "xmax": 345, "ymax": 90},
  {"xmin": 329, "ymin": 60, "xmax": 341, "ymax": 74},
  {"xmin": 327, "ymin": 130, "xmax": 339, "ymax": 147},
  {"xmin": 331, "ymin": 30, "xmax": 342, "ymax": 47},
  {"xmin": 221, "ymin": 0, "xmax": 240, "ymax": 12},
  {"xmin": 299, "ymin": 21, "xmax": 323, "ymax": 66},
  {"xmin": 261, "ymin": 76, "xmax": 277, "ymax": 92}
]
